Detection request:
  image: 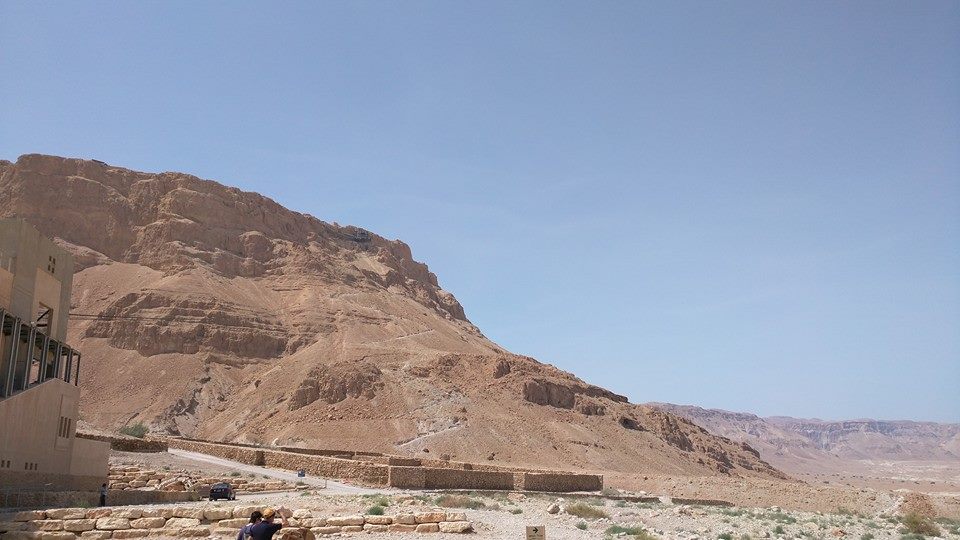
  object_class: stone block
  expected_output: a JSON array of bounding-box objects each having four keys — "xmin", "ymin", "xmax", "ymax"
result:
[
  {"xmin": 216, "ymin": 519, "xmax": 248, "ymax": 528},
  {"xmin": 162, "ymin": 519, "xmax": 199, "ymax": 529},
  {"xmin": 414, "ymin": 512, "xmax": 445, "ymax": 524},
  {"xmin": 415, "ymin": 523, "xmax": 440, "ymax": 533},
  {"xmin": 393, "ymin": 514, "xmax": 416, "ymax": 525},
  {"xmin": 362, "ymin": 524, "xmax": 387, "ymax": 532},
  {"xmin": 30, "ymin": 521, "xmax": 62, "ymax": 532},
  {"xmin": 310, "ymin": 527, "xmax": 340, "ymax": 535},
  {"xmin": 174, "ymin": 528, "xmax": 209, "ymax": 537},
  {"xmin": 439, "ymin": 521, "xmax": 472, "ymax": 533},
  {"xmin": 127, "ymin": 519, "xmax": 164, "ymax": 530},
  {"xmin": 62, "ymin": 521, "xmax": 96, "ymax": 533},
  {"xmin": 339, "ymin": 526, "xmax": 362, "ymax": 533},
  {"xmin": 135, "ymin": 510, "xmax": 170, "ymax": 520},
  {"xmin": 363, "ymin": 516, "xmax": 391, "ymax": 525},
  {"xmin": 46, "ymin": 510, "xmax": 86, "ymax": 520},
  {"xmin": 444, "ymin": 512, "xmax": 466, "ymax": 522},
  {"xmin": 78, "ymin": 533, "xmax": 111, "ymax": 539},
  {"xmin": 291, "ymin": 510, "xmax": 311, "ymax": 519},
  {"xmin": 83, "ymin": 511, "xmax": 110, "ymax": 521},
  {"xmin": 94, "ymin": 518, "xmax": 130, "ymax": 531},
  {"xmin": 298, "ymin": 519, "xmax": 326, "ymax": 528},
  {"xmin": 40, "ymin": 533, "xmax": 76, "ymax": 540},
  {"xmin": 202, "ymin": 508, "xmax": 232, "ymax": 521},
  {"xmin": 231, "ymin": 507, "xmax": 261, "ymax": 519},
  {"xmin": 324, "ymin": 516, "xmax": 363, "ymax": 527},
  {"xmin": 111, "ymin": 531, "xmax": 150, "ymax": 539},
  {"xmin": 388, "ymin": 524, "xmax": 418, "ymax": 532},
  {"xmin": 104, "ymin": 511, "xmax": 139, "ymax": 521},
  {"xmin": 170, "ymin": 509, "xmax": 202, "ymax": 520}
]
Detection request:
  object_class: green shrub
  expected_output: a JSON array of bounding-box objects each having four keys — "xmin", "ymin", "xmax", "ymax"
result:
[
  {"xmin": 366, "ymin": 505, "xmax": 385, "ymax": 515},
  {"xmin": 768, "ymin": 512, "xmax": 797, "ymax": 524},
  {"xmin": 295, "ymin": 480, "xmax": 305, "ymax": 486},
  {"xmin": 575, "ymin": 521, "xmax": 587, "ymax": 530},
  {"xmin": 230, "ymin": 471, "xmax": 241, "ymax": 477},
  {"xmin": 435, "ymin": 494, "xmax": 485, "ymax": 509},
  {"xmin": 861, "ymin": 534, "xmax": 875, "ymax": 540},
  {"xmin": 607, "ymin": 526, "xmax": 646, "ymax": 535},
  {"xmin": 719, "ymin": 533, "xmax": 733, "ymax": 540},
  {"xmin": 741, "ymin": 535, "xmax": 751, "ymax": 540},
  {"xmin": 565, "ymin": 502, "xmax": 609, "ymax": 520},
  {"xmin": 601, "ymin": 487, "xmax": 622, "ymax": 497},
  {"xmin": 509, "ymin": 508, "xmax": 523, "ymax": 514},
  {"xmin": 900, "ymin": 513, "xmax": 941, "ymax": 537},
  {"xmin": 773, "ymin": 525, "xmax": 785, "ymax": 535},
  {"xmin": 118, "ymin": 422, "xmax": 148, "ymax": 438}
]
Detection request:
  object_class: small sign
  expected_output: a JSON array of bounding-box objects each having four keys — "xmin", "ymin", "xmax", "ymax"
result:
[{"xmin": 526, "ymin": 525, "xmax": 546, "ymax": 540}]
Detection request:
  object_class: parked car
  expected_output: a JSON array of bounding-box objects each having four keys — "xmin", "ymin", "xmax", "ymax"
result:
[{"xmin": 209, "ymin": 482, "xmax": 235, "ymax": 501}]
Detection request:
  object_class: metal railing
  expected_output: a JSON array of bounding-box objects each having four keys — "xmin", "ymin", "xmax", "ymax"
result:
[{"xmin": 0, "ymin": 308, "xmax": 80, "ymax": 400}]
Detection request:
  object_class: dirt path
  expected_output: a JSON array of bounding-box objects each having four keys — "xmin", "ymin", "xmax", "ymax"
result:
[{"xmin": 166, "ymin": 449, "xmax": 389, "ymax": 495}]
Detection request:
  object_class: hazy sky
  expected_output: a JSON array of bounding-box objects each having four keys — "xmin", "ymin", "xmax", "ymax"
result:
[{"xmin": 2, "ymin": 1, "xmax": 957, "ymax": 422}]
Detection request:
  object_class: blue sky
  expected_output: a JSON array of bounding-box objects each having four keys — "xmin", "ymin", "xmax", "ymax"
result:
[{"xmin": 1, "ymin": 1, "xmax": 957, "ymax": 422}]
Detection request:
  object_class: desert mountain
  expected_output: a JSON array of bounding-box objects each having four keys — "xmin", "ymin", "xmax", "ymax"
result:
[
  {"xmin": 650, "ymin": 403, "xmax": 960, "ymax": 474},
  {"xmin": 0, "ymin": 154, "xmax": 786, "ymax": 479}
]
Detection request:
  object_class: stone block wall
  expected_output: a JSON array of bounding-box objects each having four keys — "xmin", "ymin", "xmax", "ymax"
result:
[
  {"xmin": 260, "ymin": 450, "xmax": 389, "ymax": 486},
  {"xmin": 75, "ymin": 434, "xmax": 167, "ymax": 454},
  {"xmin": 0, "ymin": 505, "xmax": 473, "ymax": 539},
  {"xmin": 516, "ymin": 472, "xmax": 603, "ymax": 492},
  {"xmin": 422, "ymin": 469, "xmax": 515, "ymax": 491}
]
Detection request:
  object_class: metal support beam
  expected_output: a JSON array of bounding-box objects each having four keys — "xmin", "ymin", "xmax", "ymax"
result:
[
  {"xmin": 53, "ymin": 341, "xmax": 63, "ymax": 381},
  {"xmin": 18, "ymin": 325, "xmax": 34, "ymax": 393},
  {"xmin": 64, "ymin": 347, "xmax": 73, "ymax": 384},
  {"xmin": 74, "ymin": 352, "xmax": 81, "ymax": 386},
  {"xmin": 38, "ymin": 333, "xmax": 49, "ymax": 383}
]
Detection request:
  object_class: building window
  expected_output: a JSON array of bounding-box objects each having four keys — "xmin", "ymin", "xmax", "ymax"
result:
[
  {"xmin": 47, "ymin": 255, "xmax": 56, "ymax": 274},
  {"xmin": 57, "ymin": 416, "xmax": 73, "ymax": 438}
]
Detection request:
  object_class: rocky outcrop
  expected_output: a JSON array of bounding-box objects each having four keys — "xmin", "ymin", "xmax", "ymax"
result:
[{"xmin": 0, "ymin": 154, "xmax": 788, "ymax": 480}]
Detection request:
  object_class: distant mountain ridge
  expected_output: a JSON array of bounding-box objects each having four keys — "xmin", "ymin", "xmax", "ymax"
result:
[{"xmin": 650, "ymin": 403, "xmax": 960, "ymax": 474}]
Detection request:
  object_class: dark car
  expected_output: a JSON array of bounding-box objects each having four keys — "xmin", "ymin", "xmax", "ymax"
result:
[{"xmin": 209, "ymin": 482, "xmax": 235, "ymax": 501}]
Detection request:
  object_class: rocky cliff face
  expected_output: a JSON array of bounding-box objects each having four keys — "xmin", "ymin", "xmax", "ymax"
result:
[
  {"xmin": 651, "ymin": 403, "xmax": 960, "ymax": 474},
  {"xmin": 0, "ymin": 154, "xmax": 786, "ymax": 479}
]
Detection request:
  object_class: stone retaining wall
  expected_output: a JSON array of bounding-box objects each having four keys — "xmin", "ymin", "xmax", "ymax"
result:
[
  {"xmin": 75, "ymin": 434, "xmax": 167, "ymax": 454},
  {"xmin": 167, "ymin": 438, "xmax": 601, "ymax": 493},
  {"xmin": 0, "ymin": 505, "xmax": 472, "ymax": 539},
  {"xmin": 516, "ymin": 472, "xmax": 603, "ymax": 492}
]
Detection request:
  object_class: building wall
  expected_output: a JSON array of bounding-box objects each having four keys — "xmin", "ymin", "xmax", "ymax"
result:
[
  {"xmin": 0, "ymin": 218, "xmax": 73, "ymax": 342},
  {"xmin": 69, "ymin": 437, "xmax": 109, "ymax": 478},
  {"xmin": 0, "ymin": 378, "xmax": 107, "ymax": 480}
]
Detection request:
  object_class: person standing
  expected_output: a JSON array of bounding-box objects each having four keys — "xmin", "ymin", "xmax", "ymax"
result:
[
  {"xmin": 236, "ymin": 511, "xmax": 262, "ymax": 540},
  {"xmin": 248, "ymin": 507, "xmax": 289, "ymax": 540},
  {"xmin": 98, "ymin": 483, "xmax": 107, "ymax": 507}
]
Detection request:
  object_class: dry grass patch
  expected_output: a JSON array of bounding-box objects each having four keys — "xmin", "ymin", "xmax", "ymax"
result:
[{"xmin": 565, "ymin": 502, "xmax": 609, "ymax": 520}]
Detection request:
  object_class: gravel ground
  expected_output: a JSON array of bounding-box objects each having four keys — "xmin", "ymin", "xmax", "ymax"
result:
[{"xmin": 197, "ymin": 491, "xmax": 960, "ymax": 540}]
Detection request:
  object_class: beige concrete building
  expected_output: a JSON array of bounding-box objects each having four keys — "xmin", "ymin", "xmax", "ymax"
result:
[{"xmin": 0, "ymin": 218, "xmax": 108, "ymax": 491}]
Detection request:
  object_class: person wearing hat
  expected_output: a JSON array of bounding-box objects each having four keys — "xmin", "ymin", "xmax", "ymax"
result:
[{"xmin": 247, "ymin": 506, "xmax": 290, "ymax": 540}]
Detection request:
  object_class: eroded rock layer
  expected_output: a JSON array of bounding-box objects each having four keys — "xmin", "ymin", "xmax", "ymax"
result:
[{"xmin": 0, "ymin": 154, "xmax": 786, "ymax": 479}]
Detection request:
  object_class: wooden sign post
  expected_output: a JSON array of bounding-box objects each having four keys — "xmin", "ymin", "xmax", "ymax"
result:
[{"xmin": 526, "ymin": 525, "xmax": 546, "ymax": 540}]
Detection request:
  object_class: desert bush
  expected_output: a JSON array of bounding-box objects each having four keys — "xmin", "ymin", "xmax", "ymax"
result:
[
  {"xmin": 565, "ymin": 502, "xmax": 609, "ymax": 520},
  {"xmin": 602, "ymin": 487, "xmax": 621, "ymax": 497},
  {"xmin": 719, "ymin": 533, "xmax": 733, "ymax": 540},
  {"xmin": 773, "ymin": 525, "xmax": 785, "ymax": 535},
  {"xmin": 230, "ymin": 471, "xmax": 241, "ymax": 477},
  {"xmin": 509, "ymin": 508, "xmax": 523, "ymax": 514},
  {"xmin": 436, "ymin": 494, "xmax": 485, "ymax": 509},
  {"xmin": 607, "ymin": 526, "xmax": 646, "ymax": 535},
  {"xmin": 366, "ymin": 505, "xmax": 385, "ymax": 515},
  {"xmin": 118, "ymin": 422, "xmax": 148, "ymax": 438},
  {"xmin": 767, "ymin": 512, "xmax": 797, "ymax": 524},
  {"xmin": 900, "ymin": 513, "xmax": 941, "ymax": 537},
  {"xmin": 575, "ymin": 521, "xmax": 587, "ymax": 530},
  {"xmin": 861, "ymin": 533, "xmax": 875, "ymax": 540}
]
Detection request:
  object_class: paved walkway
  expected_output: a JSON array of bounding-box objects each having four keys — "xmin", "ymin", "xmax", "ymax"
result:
[{"xmin": 167, "ymin": 449, "xmax": 388, "ymax": 496}]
